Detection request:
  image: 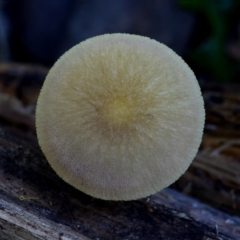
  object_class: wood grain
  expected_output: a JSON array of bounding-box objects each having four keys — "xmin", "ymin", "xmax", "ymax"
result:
[{"xmin": 0, "ymin": 63, "xmax": 240, "ymax": 239}]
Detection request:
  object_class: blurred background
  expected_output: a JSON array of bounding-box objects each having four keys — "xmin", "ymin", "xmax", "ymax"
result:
[
  {"xmin": 1, "ymin": 0, "xmax": 240, "ymax": 82},
  {"xmin": 1, "ymin": 1, "xmax": 240, "ymax": 238}
]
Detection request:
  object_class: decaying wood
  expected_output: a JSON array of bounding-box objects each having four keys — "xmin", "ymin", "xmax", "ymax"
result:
[
  {"xmin": 0, "ymin": 199, "xmax": 90, "ymax": 240},
  {"xmin": 0, "ymin": 125, "xmax": 235, "ymax": 240},
  {"xmin": 174, "ymin": 83, "xmax": 240, "ymax": 214},
  {"xmin": 0, "ymin": 63, "xmax": 240, "ymax": 239},
  {"xmin": 152, "ymin": 189, "xmax": 240, "ymax": 239},
  {"xmin": 0, "ymin": 62, "xmax": 47, "ymax": 130},
  {"xmin": 0, "ymin": 62, "xmax": 240, "ymax": 215}
]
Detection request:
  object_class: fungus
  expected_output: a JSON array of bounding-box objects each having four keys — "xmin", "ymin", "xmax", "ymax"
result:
[{"xmin": 36, "ymin": 33, "xmax": 205, "ymax": 200}]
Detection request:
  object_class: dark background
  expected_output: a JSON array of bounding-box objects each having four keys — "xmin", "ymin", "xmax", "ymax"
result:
[{"xmin": 1, "ymin": 0, "xmax": 240, "ymax": 82}]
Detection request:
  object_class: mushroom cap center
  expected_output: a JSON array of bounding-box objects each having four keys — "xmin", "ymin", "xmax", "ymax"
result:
[{"xmin": 102, "ymin": 97, "xmax": 134, "ymax": 126}]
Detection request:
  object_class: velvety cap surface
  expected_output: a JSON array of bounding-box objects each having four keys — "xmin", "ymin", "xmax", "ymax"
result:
[{"xmin": 36, "ymin": 34, "xmax": 205, "ymax": 200}]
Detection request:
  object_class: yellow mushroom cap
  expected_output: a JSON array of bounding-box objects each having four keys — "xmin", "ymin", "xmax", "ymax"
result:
[{"xmin": 36, "ymin": 33, "xmax": 205, "ymax": 200}]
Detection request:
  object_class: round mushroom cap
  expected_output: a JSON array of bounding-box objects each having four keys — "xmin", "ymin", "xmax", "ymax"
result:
[{"xmin": 36, "ymin": 33, "xmax": 205, "ymax": 200}]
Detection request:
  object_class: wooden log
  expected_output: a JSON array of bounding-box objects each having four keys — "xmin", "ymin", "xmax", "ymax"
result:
[
  {"xmin": 0, "ymin": 124, "xmax": 236, "ymax": 240},
  {"xmin": 152, "ymin": 189, "xmax": 240, "ymax": 240},
  {"xmin": 0, "ymin": 199, "xmax": 90, "ymax": 240},
  {"xmin": 174, "ymin": 83, "xmax": 240, "ymax": 214},
  {"xmin": 0, "ymin": 62, "xmax": 240, "ymax": 239},
  {"xmin": 0, "ymin": 62, "xmax": 238, "ymax": 216}
]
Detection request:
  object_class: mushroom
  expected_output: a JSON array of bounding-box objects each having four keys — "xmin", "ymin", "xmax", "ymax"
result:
[{"xmin": 36, "ymin": 33, "xmax": 205, "ymax": 200}]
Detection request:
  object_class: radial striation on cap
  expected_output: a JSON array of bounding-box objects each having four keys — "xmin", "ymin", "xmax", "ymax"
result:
[{"xmin": 36, "ymin": 33, "xmax": 205, "ymax": 200}]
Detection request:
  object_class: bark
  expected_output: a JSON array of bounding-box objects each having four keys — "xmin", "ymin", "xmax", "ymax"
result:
[
  {"xmin": 174, "ymin": 83, "xmax": 240, "ymax": 215},
  {"xmin": 0, "ymin": 124, "xmax": 235, "ymax": 240},
  {"xmin": 0, "ymin": 63, "xmax": 240, "ymax": 239}
]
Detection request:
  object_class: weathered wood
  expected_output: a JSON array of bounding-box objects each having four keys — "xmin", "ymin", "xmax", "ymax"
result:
[
  {"xmin": 174, "ymin": 83, "xmax": 240, "ymax": 214},
  {"xmin": 0, "ymin": 125, "xmax": 235, "ymax": 240},
  {"xmin": 152, "ymin": 189, "xmax": 240, "ymax": 239},
  {"xmin": 0, "ymin": 62, "xmax": 47, "ymax": 131},
  {"xmin": 0, "ymin": 62, "xmax": 239, "ymax": 215},
  {"xmin": 0, "ymin": 199, "xmax": 90, "ymax": 240},
  {"xmin": 1, "ymin": 63, "xmax": 240, "ymax": 239}
]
